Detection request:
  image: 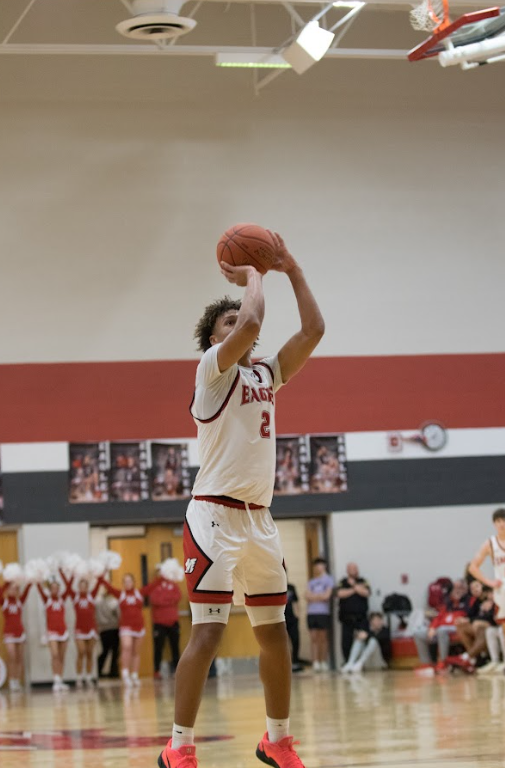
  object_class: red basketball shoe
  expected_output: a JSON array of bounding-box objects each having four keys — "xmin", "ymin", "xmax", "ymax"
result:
[
  {"xmin": 158, "ymin": 740, "xmax": 198, "ymax": 768},
  {"xmin": 256, "ymin": 733, "xmax": 306, "ymax": 768}
]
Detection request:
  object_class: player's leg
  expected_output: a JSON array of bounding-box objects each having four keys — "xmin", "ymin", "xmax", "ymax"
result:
[
  {"xmin": 130, "ymin": 636, "xmax": 143, "ymax": 686},
  {"xmin": 174, "ymin": 621, "xmax": 227, "ymax": 723},
  {"xmin": 85, "ymin": 638, "xmax": 95, "ymax": 685},
  {"xmin": 75, "ymin": 638, "xmax": 86, "ymax": 686},
  {"xmin": 253, "ymin": 620, "xmax": 292, "ymax": 718},
  {"xmin": 5, "ymin": 643, "xmax": 16, "ymax": 688},
  {"xmin": 120, "ymin": 634, "xmax": 133, "ymax": 686}
]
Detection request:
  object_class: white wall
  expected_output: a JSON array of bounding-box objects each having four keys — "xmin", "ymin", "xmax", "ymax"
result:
[
  {"xmin": 0, "ymin": 60, "xmax": 504, "ymax": 364},
  {"xmin": 18, "ymin": 522, "xmax": 90, "ymax": 683},
  {"xmin": 329, "ymin": 504, "xmax": 497, "ymax": 615}
]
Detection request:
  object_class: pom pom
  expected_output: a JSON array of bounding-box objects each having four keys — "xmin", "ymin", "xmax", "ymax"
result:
[
  {"xmin": 3, "ymin": 563, "xmax": 25, "ymax": 585},
  {"xmin": 45, "ymin": 555, "xmax": 60, "ymax": 576},
  {"xmin": 159, "ymin": 558, "xmax": 184, "ymax": 582},
  {"xmin": 88, "ymin": 558, "xmax": 106, "ymax": 578},
  {"xmin": 24, "ymin": 558, "xmax": 51, "ymax": 583},
  {"xmin": 97, "ymin": 551, "xmax": 122, "ymax": 571},
  {"xmin": 61, "ymin": 553, "xmax": 87, "ymax": 578},
  {"xmin": 74, "ymin": 559, "xmax": 91, "ymax": 579}
]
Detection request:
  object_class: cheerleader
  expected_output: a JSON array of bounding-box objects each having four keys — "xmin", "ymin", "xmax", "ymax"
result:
[
  {"xmin": 36, "ymin": 578, "xmax": 72, "ymax": 692},
  {"xmin": 60, "ymin": 569, "xmax": 100, "ymax": 688},
  {"xmin": 98, "ymin": 572, "xmax": 161, "ymax": 687},
  {"xmin": 0, "ymin": 579, "xmax": 31, "ymax": 692}
]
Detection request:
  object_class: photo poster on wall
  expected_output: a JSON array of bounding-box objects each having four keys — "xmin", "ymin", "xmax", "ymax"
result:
[
  {"xmin": 109, "ymin": 442, "xmax": 150, "ymax": 502},
  {"xmin": 69, "ymin": 442, "xmax": 109, "ymax": 503},
  {"xmin": 308, "ymin": 435, "xmax": 348, "ymax": 493},
  {"xmin": 274, "ymin": 436, "xmax": 310, "ymax": 495},
  {"xmin": 150, "ymin": 442, "xmax": 191, "ymax": 501}
]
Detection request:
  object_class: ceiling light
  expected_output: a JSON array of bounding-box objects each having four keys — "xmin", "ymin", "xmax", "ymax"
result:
[
  {"xmin": 215, "ymin": 53, "xmax": 291, "ymax": 68},
  {"xmin": 282, "ymin": 21, "xmax": 335, "ymax": 74}
]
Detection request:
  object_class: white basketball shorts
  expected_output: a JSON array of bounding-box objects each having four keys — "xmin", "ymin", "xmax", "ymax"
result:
[{"xmin": 183, "ymin": 498, "xmax": 287, "ymax": 607}]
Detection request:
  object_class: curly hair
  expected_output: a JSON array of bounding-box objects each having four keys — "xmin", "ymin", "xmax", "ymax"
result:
[{"xmin": 194, "ymin": 296, "xmax": 242, "ymax": 353}]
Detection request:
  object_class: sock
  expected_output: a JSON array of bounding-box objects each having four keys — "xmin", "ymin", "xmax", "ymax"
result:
[
  {"xmin": 121, "ymin": 669, "xmax": 130, "ymax": 679},
  {"xmin": 267, "ymin": 717, "xmax": 290, "ymax": 743},
  {"xmin": 172, "ymin": 724, "xmax": 195, "ymax": 750},
  {"xmin": 131, "ymin": 671, "xmax": 138, "ymax": 679},
  {"xmin": 54, "ymin": 674, "xmax": 61, "ymax": 683}
]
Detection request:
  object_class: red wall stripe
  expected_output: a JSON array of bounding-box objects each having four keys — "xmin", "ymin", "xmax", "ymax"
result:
[{"xmin": 0, "ymin": 353, "xmax": 504, "ymax": 443}]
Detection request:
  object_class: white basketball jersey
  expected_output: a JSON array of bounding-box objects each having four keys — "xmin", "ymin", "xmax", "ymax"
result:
[
  {"xmin": 490, "ymin": 536, "xmax": 505, "ymax": 619},
  {"xmin": 191, "ymin": 344, "xmax": 283, "ymax": 508}
]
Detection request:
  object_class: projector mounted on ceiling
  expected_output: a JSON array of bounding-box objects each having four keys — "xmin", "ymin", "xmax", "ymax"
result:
[{"xmin": 116, "ymin": 0, "xmax": 197, "ymax": 41}]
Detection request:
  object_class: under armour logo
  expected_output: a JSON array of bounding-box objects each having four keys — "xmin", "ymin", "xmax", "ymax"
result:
[
  {"xmin": 211, "ymin": 521, "xmax": 220, "ymax": 527},
  {"xmin": 185, "ymin": 558, "xmax": 197, "ymax": 574},
  {"xmin": 208, "ymin": 608, "xmax": 221, "ymax": 614}
]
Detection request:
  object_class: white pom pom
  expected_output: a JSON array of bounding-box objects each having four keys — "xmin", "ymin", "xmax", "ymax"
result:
[
  {"xmin": 74, "ymin": 559, "xmax": 90, "ymax": 579},
  {"xmin": 3, "ymin": 563, "xmax": 24, "ymax": 585},
  {"xmin": 97, "ymin": 551, "xmax": 122, "ymax": 571},
  {"xmin": 88, "ymin": 559, "xmax": 105, "ymax": 578},
  {"xmin": 24, "ymin": 558, "xmax": 51, "ymax": 583},
  {"xmin": 45, "ymin": 555, "xmax": 59, "ymax": 576},
  {"xmin": 160, "ymin": 558, "xmax": 184, "ymax": 582}
]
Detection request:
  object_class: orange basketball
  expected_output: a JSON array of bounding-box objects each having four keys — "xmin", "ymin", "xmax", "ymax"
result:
[{"xmin": 216, "ymin": 223, "xmax": 278, "ymax": 275}]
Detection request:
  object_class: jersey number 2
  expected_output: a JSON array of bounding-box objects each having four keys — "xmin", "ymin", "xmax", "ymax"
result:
[{"xmin": 260, "ymin": 411, "xmax": 271, "ymax": 439}]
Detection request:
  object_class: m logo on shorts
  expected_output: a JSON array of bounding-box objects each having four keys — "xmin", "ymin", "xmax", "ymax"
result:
[{"xmin": 185, "ymin": 558, "xmax": 197, "ymax": 574}]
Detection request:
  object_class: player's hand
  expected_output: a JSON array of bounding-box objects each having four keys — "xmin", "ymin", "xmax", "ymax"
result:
[
  {"xmin": 220, "ymin": 262, "xmax": 259, "ymax": 287},
  {"xmin": 268, "ymin": 232, "xmax": 298, "ymax": 273}
]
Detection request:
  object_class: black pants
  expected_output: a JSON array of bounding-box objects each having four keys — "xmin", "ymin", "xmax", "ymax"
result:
[
  {"xmin": 286, "ymin": 619, "xmax": 300, "ymax": 663},
  {"xmin": 98, "ymin": 629, "xmax": 120, "ymax": 678},
  {"xmin": 153, "ymin": 622, "xmax": 180, "ymax": 672},
  {"xmin": 341, "ymin": 616, "xmax": 369, "ymax": 661}
]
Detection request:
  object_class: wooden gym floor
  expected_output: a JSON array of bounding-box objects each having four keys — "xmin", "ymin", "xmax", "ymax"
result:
[{"xmin": 0, "ymin": 670, "xmax": 504, "ymax": 767}]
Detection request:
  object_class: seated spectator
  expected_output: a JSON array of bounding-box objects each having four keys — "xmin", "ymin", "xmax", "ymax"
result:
[
  {"xmin": 448, "ymin": 588, "xmax": 496, "ymax": 672},
  {"xmin": 413, "ymin": 580, "xmax": 469, "ymax": 667},
  {"xmin": 341, "ymin": 612, "xmax": 391, "ymax": 673}
]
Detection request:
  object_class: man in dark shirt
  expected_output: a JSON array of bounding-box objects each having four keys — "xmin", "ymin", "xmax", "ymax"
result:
[
  {"xmin": 285, "ymin": 582, "xmax": 302, "ymax": 672},
  {"xmin": 336, "ymin": 562, "xmax": 371, "ymax": 662}
]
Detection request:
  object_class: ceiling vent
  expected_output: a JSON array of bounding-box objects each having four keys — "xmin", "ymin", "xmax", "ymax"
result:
[{"xmin": 116, "ymin": 0, "xmax": 197, "ymax": 41}]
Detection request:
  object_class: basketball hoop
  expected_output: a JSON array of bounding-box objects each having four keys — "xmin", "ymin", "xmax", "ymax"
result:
[{"xmin": 410, "ymin": 0, "xmax": 450, "ymax": 32}]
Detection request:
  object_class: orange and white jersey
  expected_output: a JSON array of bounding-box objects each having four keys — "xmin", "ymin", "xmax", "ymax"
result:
[
  {"xmin": 190, "ymin": 344, "xmax": 284, "ymax": 508},
  {"xmin": 490, "ymin": 536, "xmax": 505, "ymax": 620}
]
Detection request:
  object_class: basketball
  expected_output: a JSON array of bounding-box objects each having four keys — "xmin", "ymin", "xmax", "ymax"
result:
[{"xmin": 216, "ymin": 223, "xmax": 278, "ymax": 275}]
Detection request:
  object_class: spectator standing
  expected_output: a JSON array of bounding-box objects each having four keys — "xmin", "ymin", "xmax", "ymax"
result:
[
  {"xmin": 336, "ymin": 563, "xmax": 371, "ymax": 662},
  {"xmin": 285, "ymin": 580, "xmax": 302, "ymax": 673},
  {"xmin": 96, "ymin": 590, "xmax": 120, "ymax": 679},
  {"xmin": 341, "ymin": 612, "xmax": 391, "ymax": 673},
  {"xmin": 150, "ymin": 568, "xmax": 183, "ymax": 679},
  {"xmin": 306, "ymin": 558, "xmax": 334, "ymax": 672}
]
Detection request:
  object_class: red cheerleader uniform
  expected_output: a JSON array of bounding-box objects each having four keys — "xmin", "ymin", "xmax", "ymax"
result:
[
  {"xmin": 60, "ymin": 571, "xmax": 100, "ymax": 640},
  {"xmin": 1, "ymin": 583, "xmax": 31, "ymax": 643},
  {"xmin": 99, "ymin": 576, "xmax": 161, "ymax": 638},
  {"xmin": 37, "ymin": 583, "xmax": 71, "ymax": 642}
]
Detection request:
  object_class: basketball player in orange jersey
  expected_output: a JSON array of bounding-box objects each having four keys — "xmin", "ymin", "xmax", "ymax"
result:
[
  {"xmin": 158, "ymin": 233, "xmax": 325, "ymax": 768},
  {"xmin": 469, "ymin": 508, "xmax": 505, "ymax": 659}
]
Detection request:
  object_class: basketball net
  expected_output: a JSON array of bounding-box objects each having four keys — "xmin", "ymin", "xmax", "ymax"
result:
[{"xmin": 410, "ymin": 0, "xmax": 450, "ymax": 31}]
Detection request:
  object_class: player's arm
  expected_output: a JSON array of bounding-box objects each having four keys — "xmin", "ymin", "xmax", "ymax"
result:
[
  {"xmin": 469, "ymin": 540, "xmax": 502, "ymax": 588},
  {"xmin": 218, "ymin": 263, "xmax": 265, "ymax": 372},
  {"xmin": 271, "ymin": 234, "xmax": 325, "ymax": 383}
]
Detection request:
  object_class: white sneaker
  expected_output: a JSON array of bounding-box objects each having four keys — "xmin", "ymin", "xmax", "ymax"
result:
[
  {"xmin": 312, "ymin": 661, "xmax": 321, "ymax": 672},
  {"xmin": 351, "ymin": 662, "xmax": 364, "ymax": 673},
  {"xmin": 52, "ymin": 681, "xmax": 68, "ymax": 692},
  {"xmin": 131, "ymin": 674, "xmax": 141, "ymax": 688},
  {"xmin": 320, "ymin": 661, "xmax": 330, "ymax": 672},
  {"xmin": 122, "ymin": 673, "xmax": 133, "ymax": 688},
  {"xmin": 477, "ymin": 661, "xmax": 497, "ymax": 675},
  {"xmin": 340, "ymin": 663, "xmax": 353, "ymax": 674}
]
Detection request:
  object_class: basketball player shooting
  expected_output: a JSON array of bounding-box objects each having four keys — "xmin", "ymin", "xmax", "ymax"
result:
[
  {"xmin": 158, "ymin": 232, "xmax": 325, "ymax": 768},
  {"xmin": 469, "ymin": 508, "xmax": 505, "ymax": 653}
]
